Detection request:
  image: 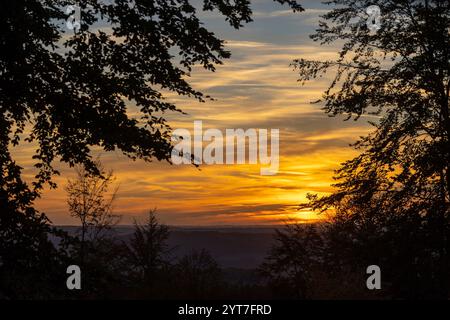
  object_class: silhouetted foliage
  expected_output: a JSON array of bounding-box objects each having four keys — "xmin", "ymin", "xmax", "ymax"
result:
[
  {"xmin": 294, "ymin": 0, "xmax": 450, "ymax": 298},
  {"xmin": 64, "ymin": 160, "xmax": 123, "ymax": 297},
  {"xmin": 0, "ymin": 0, "xmax": 302, "ymax": 299},
  {"xmin": 260, "ymin": 224, "xmax": 324, "ymax": 299},
  {"xmin": 1, "ymin": 0, "xmax": 303, "ymax": 187},
  {"xmin": 66, "ymin": 160, "xmax": 120, "ymax": 265},
  {"xmin": 126, "ymin": 209, "xmax": 171, "ymax": 284},
  {"xmin": 0, "ymin": 152, "xmax": 71, "ymax": 298},
  {"xmin": 175, "ymin": 249, "xmax": 222, "ymax": 299}
]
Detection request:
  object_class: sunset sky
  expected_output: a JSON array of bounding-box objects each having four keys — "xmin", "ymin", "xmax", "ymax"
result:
[{"xmin": 17, "ymin": 0, "xmax": 375, "ymax": 226}]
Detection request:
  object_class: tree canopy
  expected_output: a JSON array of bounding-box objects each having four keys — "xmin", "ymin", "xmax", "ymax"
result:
[
  {"xmin": 297, "ymin": 0, "xmax": 450, "ymax": 297},
  {"xmin": 0, "ymin": 0, "xmax": 304, "ymax": 299},
  {"xmin": 1, "ymin": 0, "xmax": 303, "ymax": 189}
]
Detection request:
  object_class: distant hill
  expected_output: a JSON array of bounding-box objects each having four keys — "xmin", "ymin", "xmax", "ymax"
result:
[{"xmin": 57, "ymin": 225, "xmax": 280, "ymax": 269}]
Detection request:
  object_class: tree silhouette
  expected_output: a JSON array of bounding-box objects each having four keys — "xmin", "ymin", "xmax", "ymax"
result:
[
  {"xmin": 126, "ymin": 209, "xmax": 171, "ymax": 284},
  {"xmin": 66, "ymin": 160, "xmax": 121, "ymax": 278},
  {"xmin": 295, "ymin": 0, "xmax": 450, "ymax": 298},
  {"xmin": 0, "ymin": 150, "xmax": 70, "ymax": 298},
  {"xmin": 66, "ymin": 160, "xmax": 120, "ymax": 266},
  {"xmin": 0, "ymin": 0, "xmax": 303, "ymax": 298},
  {"xmin": 1, "ymin": 0, "xmax": 303, "ymax": 188},
  {"xmin": 260, "ymin": 224, "xmax": 324, "ymax": 299},
  {"xmin": 175, "ymin": 249, "xmax": 222, "ymax": 299}
]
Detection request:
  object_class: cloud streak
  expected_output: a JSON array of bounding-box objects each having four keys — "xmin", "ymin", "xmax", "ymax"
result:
[{"xmin": 28, "ymin": 2, "xmax": 373, "ymax": 226}]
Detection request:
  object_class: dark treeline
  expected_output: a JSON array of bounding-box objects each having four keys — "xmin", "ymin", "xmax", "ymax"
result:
[{"xmin": 285, "ymin": 0, "xmax": 450, "ymax": 300}]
